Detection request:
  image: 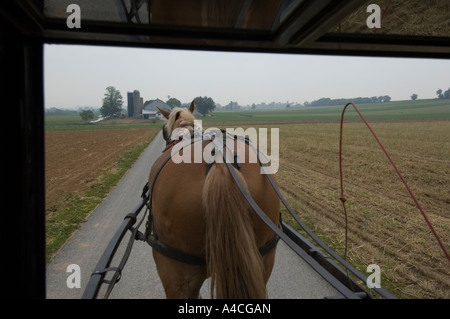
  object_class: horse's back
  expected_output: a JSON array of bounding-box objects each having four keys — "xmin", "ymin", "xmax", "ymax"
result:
[
  {"xmin": 150, "ymin": 140, "xmax": 279, "ymax": 251},
  {"xmin": 151, "ymin": 154, "xmax": 207, "ymax": 257},
  {"xmin": 148, "ymin": 138, "xmax": 280, "ymax": 298}
]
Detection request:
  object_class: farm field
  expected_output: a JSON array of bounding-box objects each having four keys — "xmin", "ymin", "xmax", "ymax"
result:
[
  {"xmin": 45, "ymin": 127, "xmax": 158, "ymax": 260},
  {"xmin": 45, "ymin": 100, "xmax": 450, "ymax": 297},
  {"xmin": 45, "ymin": 128, "xmax": 158, "ymax": 211},
  {"xmin": 201, "ymin": 99, "xmax": 450, "ymax": 125},
  {"xmin": 271, "ymin": 121, "xmax": 450, "ymax": 298}
]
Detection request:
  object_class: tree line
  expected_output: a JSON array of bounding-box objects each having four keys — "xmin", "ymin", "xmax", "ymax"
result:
[
  {"xmin": 436, "ymin": 88, "xmax": 450, "ymax": 99},
  {"xmin": 411, "ymin": 87, "xmax": 450, "ymax": 100},
  {"xmin": 145, "ymin": 96, "xmax": 216, "ymax": 116},
  {"xmin": 77, "ymin": 85, "xmax": 450, "ymax": 122},
  {"xmin": 305, "ymin": 95, "xmax": 391, "ymax": 107},
  {"xmin": 94, "ymin": 86, "xmax": 216, "ymax": 120}
]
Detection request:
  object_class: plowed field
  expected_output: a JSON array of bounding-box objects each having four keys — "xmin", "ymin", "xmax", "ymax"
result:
[
  {"xmin": 273, "ymin": 121, "xmax": 450, "ymax": 298},
  {"xmin": 45, "ymin": 128, "xmax": 157, "ymax": 212}
]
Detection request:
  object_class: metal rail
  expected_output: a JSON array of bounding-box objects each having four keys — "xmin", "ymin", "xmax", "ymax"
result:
[
  {"xmin": 281, "ymin": 222, "xmax": 396, "ymax": 299},
  {"xmin": 82, "ymin": 191, "xmax": 149, "ymax": 299},
  {"xmin": 82, "ymin": 190, "xmax": 396, "ymax": 299},
  {"xmin": 82, "ymin": 132, "xmax": 397, "ymax": 299}
]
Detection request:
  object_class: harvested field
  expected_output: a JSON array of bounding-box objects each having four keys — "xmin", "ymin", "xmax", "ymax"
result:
[
  {"xmin": 45, "ymin": 118, "xmax": 449, "ymax": 297},
  {"xmin": 45, "ymin": 128, "xmax": 157, "ymax": 213},
  {"xmin": 273, "ymin": 121, "xmax": 450, "ymax": 298}
]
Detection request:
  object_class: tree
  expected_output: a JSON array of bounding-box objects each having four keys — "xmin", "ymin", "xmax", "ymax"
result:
[
  {"xmin": 194, "ymin": 96, "xmax": 215, "ymax": 116},
  {"xmin": 79, "ymin": 109, "xmax": 94, "ymax": 122},
  {"xmin": 100, "ymin": 86, "xmax": 123, "ymax": 116},
  {"xmin": 225, "ymin": 101, "xmax": 240, "ymax": 110},
  {"xmin": 166, "ymin": 98, "xmax": 181, "ymax": 109},
  {"xmin": 411, "ymin": 93, "xmax": 418, "ymax": 101},
  {"xmin": 436, "ymin": 88, "xmax": 450, "ymax": 99},
  {"xmin": 445, "ymin": 88, "xmax": 450, "ymax": 99}
]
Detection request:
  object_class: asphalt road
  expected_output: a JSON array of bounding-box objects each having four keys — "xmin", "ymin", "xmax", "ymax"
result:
[{"xmin": 46, "ymin": 131, "xmax": 338, "ymax": 299}]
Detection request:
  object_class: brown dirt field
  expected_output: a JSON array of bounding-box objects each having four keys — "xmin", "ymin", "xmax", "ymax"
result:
[
  {"xmin": 332, "ymin": 0, "xmax": 449, "ymax": 37},
  {"xmin": 45, "ymin": 128, "xmax": 157, "ymax": 213},
  {"xmin": 272, "ymin": 121, "xmax": 450, "ymax": 298},
  {"xmin": 45, "ymin": 121, "xmax": 449, "ymax": 298}
]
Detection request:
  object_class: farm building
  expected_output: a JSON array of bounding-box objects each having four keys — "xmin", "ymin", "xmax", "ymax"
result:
[
  {"xmin": 127, "ymin": 89, "xmax": 144, "ymax": 119},
  {"xmin": 142, "ymin": 98, "xmax": 170, "ymax": 120}
]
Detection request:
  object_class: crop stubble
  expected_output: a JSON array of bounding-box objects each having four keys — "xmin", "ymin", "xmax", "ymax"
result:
[
  {"xmin": 45, "ymin": 128, "xmax": 157, "ymax": 212},
  {"xmin": 45, "ymin": 121, "xmax": 449, "ymax": 298},
  {"xmin": 275, "ymin": 121, "xmax": 450, "ymax": 298}
]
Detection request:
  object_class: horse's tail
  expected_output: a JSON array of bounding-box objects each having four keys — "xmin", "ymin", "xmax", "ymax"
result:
[{"xmin": 202, "ymin": 163, "xmax": 266, "ymax": 299}]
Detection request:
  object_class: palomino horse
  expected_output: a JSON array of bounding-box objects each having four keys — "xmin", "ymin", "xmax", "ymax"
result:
[{"xmin": 147, "ymin": 101, "xmax": 280, "ymax": 298}]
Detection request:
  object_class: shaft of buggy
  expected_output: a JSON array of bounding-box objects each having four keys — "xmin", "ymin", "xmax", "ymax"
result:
[{"xmin": 82, "ymin": 190, "xmax": 148, "ymax": 299}]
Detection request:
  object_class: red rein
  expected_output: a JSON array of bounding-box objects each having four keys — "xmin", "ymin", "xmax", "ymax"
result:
[{"xmin": 339, "ymin": 102, "xmax": 450, "ymax": 264}]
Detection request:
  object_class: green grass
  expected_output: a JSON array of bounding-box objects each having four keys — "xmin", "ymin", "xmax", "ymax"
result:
[
  {"xmin": 44, "ymin": 115, "xmax": 85, "ymax": 127},
  {"xmin": 199, "ymin": 99, "xmax": 450, "ymax": 124},
  {"xmin": 44, "ymin": 98, "xmax": 449, "ymax": 262},
  {"xmin": 45, "ymin": 99, "xmax": 450, "ymax": 131},
  {"xmin": 45, "ymin": 115, "xmax": 161, "ymax": 131},
  {"xmin": 45, "ymin": 130, "xmax": 158, "ymax": 262}
]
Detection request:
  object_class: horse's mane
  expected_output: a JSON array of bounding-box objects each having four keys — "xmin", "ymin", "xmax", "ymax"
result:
[{"xmin": 164, "ymin": 107, "xmax": 195, "ymax": 140}]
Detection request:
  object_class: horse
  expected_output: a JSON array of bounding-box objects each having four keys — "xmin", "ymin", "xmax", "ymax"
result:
[{"xmin": 146, "ymin": 101, "xmax": 280, "ymax": 298}]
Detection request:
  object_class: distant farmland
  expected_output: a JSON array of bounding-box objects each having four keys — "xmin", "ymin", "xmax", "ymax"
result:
[
  {"xmin": 45, "ymin": 99, "xmax": 450, "ymax": 128},
  {"xmin": 45, "ymin": 99, "xmax": 450, "ymax": 296},
  {"xmin": 200, "ymin": 99, "xmax": 450, "ymax": 125}
]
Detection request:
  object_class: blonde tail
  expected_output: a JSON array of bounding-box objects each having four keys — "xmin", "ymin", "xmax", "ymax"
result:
[{"xmin": 203, "ymin": 164, "xmax": 266, "ymax": 299}]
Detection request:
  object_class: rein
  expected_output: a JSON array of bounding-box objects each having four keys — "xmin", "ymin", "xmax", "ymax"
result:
[{"xmin": 143, "ymin": 131, "xmax": 280, "ymax": 266}]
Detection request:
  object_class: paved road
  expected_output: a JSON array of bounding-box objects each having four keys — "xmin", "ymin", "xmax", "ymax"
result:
[{"xmin": 46, "ymin": 131, "xmax": 338, "ymax": 299}]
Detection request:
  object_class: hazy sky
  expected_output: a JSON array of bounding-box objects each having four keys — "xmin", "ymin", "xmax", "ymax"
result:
[{"xmin": 44, "ymin": 44, "xmax": 449, "ymax": 109}]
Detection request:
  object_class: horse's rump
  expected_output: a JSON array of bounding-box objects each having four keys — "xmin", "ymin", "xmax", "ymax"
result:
[{"xmin": 148, "ymin": 134, "xmax": 280, "ymax": 298}]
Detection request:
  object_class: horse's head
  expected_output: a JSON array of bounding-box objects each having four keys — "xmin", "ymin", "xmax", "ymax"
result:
[{"xmin": 158, "ymin": 100, "xmax": 196, "ymax": 143}]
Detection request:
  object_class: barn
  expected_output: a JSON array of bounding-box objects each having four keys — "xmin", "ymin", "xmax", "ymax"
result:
[{"xmin": 142, "ymin": 99, "xmax": 170, "ymax": 120}]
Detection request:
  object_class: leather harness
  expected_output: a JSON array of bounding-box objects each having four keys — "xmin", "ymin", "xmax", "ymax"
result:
[{"xmin": 144, "ymin": 131, "xmax": 280, "ymax": 266}]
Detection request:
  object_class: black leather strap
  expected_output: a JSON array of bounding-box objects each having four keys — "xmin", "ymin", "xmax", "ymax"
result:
[
  {"xmin": 147, "ymin": 233, "xmax": 279, "ymax": 266},
  {"xmin": 145, "ymin": 134, "xmax": 279, "ymax": 266}
]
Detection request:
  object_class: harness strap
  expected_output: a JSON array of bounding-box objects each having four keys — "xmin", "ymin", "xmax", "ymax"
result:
[
  {"xmin": 147, "ymin": 233, "xmax": 280, "ymax": 266},
  {"xmin": 219, "ymin": 140, "xmax": 360, "ymax": 299},
  {"xmin": 146, "ymin": 235, "xmax": 206, "ymax": 265},
  {"xmin": 145, "ymin": 133, "xmax": 280, "ymax": 266}
]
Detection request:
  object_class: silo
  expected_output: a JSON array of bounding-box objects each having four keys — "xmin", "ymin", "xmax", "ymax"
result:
[
  {"xmin": 133, "ymin": 90, "xmax": 141, "ymax": 118},
  {"xmin": 127, "ymin": 91, "xmax": 134, "ymax": 117}
]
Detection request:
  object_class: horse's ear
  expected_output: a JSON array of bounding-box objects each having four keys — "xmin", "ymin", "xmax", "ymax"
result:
[
  {"xmin": 157, "ymin": 106, "xmax": 170, "ymax": 119},
  {"xmin": 189, "ymin": 100, "xmax": 195, "ymax": 113}
]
